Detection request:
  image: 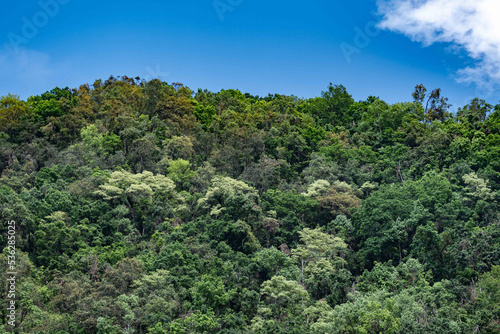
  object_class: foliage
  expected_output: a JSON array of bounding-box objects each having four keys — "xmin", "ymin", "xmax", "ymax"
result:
[{"xmin": 1, "ymin": 79, "xmax": 499, "ymax": 333}]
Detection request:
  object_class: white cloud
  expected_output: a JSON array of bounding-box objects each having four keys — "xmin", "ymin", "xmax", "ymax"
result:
[{"xmin": 377, "ymin": 0, "xmax": 500, "ymax": 94}]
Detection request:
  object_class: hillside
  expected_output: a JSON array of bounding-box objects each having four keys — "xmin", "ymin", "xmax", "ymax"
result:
[{"xmin": 1, "ymin": 76, "xmax": 499, "ymax": 333}]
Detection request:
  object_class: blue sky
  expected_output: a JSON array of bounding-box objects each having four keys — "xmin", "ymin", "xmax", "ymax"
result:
[{"xmin": 1, "ymin": 0, "xmax": 499, "ymax": 111}]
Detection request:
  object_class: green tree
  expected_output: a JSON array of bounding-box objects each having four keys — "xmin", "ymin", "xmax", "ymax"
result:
[
  {"xmin": 0, "ymin": 94, "xmax": 31, "ymax": 136},
  {"xmin": 191, "ymin": 274, "xmax": 235, "ymax": 314},
  {"xmin": 95, "ymin": 170, "xmax": 183, "ymax": 234},
  {"xmin": 257, "ymin": 275, "xmax": 309, "ymax": 323},
  {"xmin": 197, "ymin": 176, "xmax": 260, "ymax": 219}
]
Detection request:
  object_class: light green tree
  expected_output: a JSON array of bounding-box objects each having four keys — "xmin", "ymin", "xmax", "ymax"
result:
[
  {"xmin": 197, "ymin": 176, "xmax": 260, "ymax": 218},
  {"xmin": 257, "ymin": 275, "xmax": 309, "ymax": 323},
  {"xmin": 95, "ymin": 170, "xmax": 185, "ymax": 234},
  {"xmin": 302, "ymin": 179, "xmax": 330, "ymax": 197},
  {"xmin": 167, "ymin": 159, "xmax": 196, "ymax": 190},
  {"xmin": 116, "ymin": 294, "xmax": 139, "ymax": 334},
  {"xmin": 462, "ymin": 172, "xmax": 494, "ymax": 201},
  {"xmin": 311, "ymin": 291, "xmax": 401, "ymax": 334},
  {"xmin": 292, "ymin": 227, "xmax": 347, "ymax": 283}
]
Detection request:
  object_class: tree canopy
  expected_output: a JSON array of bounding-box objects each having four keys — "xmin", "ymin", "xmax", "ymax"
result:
[{"xmin": 1, "ymin": 78, "xmax": 499, "ymax": 333}]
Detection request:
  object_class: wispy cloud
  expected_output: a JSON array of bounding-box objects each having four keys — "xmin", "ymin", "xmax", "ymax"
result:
[
  {"xmin": 0, "ymin": 47, "xmax": 55, "ymax": 97},
  {"xmin": 377, "ymin": 0, "xmax": 500, "ymax": 94}
]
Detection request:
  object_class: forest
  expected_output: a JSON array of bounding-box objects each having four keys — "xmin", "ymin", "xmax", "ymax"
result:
[{"xmin": 0, "ymin": 76, "xmax": 499, "ymax": 333}]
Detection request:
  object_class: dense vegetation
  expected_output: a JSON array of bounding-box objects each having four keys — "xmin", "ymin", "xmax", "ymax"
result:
[{"xmin": 1, "ymin": 77, "xmax": 500, "ymax": 333}]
